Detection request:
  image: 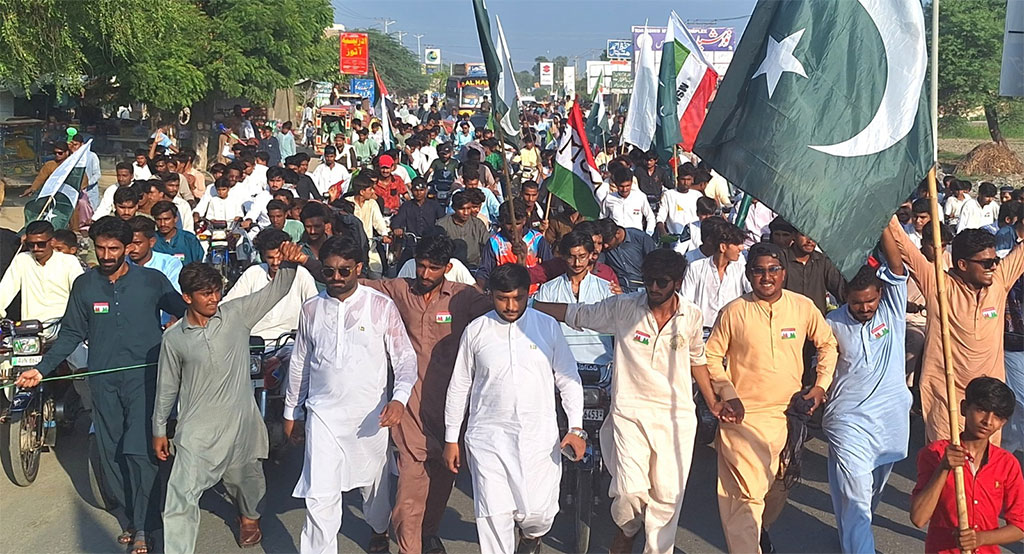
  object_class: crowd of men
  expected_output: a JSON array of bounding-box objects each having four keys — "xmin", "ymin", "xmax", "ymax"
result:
[{"xmin": 1, "ymin": 97, "xmax": 1023, "ymax": 554}]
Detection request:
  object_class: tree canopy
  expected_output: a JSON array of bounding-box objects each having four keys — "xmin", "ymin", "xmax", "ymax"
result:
[
  {"xmin": 356, "ymin": 28, "xmax": 430, "ymax": 96},
  {"xmin": 0, "ymin": 0, "xmax": 337, "ymax": 110}
]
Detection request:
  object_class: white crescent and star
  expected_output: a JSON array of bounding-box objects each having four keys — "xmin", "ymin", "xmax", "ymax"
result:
[{"xmin": 751, "ymin": 0, "xmax": 927, "ymax": 158}]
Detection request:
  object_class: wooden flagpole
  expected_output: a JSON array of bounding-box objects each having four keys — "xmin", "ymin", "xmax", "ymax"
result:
[{"xmin": 925, "ymin": 0, "xmax": 972, "ymax": 547}]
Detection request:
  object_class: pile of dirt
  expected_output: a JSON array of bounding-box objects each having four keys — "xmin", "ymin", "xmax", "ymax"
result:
[{"xmin": 954, "ymin": 142, "xmax": 1024, "ymax": 176}]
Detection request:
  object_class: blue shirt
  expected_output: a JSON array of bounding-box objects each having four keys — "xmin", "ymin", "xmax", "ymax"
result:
[
  {"xmin": 822, "ymin": 265, "xmax": 912, "ymax": 477},
  {"xmin": 141, "ymin": 251, "xmax": 183, "ymax": 325},
  {"xmin": 278, "ymin": 131, "xmax": 296, "ymax": 160},
  {"xmin": 533, "ymin": 272, "xmax": 615, "ymax": 364},
  {"xmin": 996, "ymin": 224, "xmax": 1021, "ymax": 257},
  {"xmin": 154, "ymin": 229, "xmax": 205, "ymax": 265}
]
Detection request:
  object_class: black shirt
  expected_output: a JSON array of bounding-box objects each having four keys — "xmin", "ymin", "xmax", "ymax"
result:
[
  {"xmin": 780, "ymin": 249, "xmax": 847, "ymax": 315},
  {"xmin": 391, "ymin": 198, "xmax": 445, "ymax": 239},
  {"xmin": 295, "ymin": 174, "xmax": 321, "ymax": 200},
  {"xmin": 633, "ymin": 166, "xmax": 672, "ymax": 197}
]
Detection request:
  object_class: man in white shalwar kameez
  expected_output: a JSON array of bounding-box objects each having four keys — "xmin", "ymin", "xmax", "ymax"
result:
[
  {"xmin": 534, "ymin": 249, "xmax": 719, "ymax": 554},
  {"xmin": 285, "ymin": 236, "xmax": 418, "ymax": 554},
  {"xmin": 444, "ymin": 264, "xmax": 585, "ymax": 554}
]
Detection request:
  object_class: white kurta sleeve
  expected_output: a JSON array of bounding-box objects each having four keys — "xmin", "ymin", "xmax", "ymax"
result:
[
  {"xmin": 550, "ymin": 320, "xmax": 583, "ymax": 429},
  {"xmin": 564, "ymin": 295, "xmax": 621, "ymax": 335},
  {"xmin": 642, "ymin": 197, "xmax": 656, "ymax": 235},
  {"xmin": 444, "ymin": 326, "xmax": 476, "ymax": 443},
  {"xmin": 284, "ymin": 301, "xmax": 313, "ymax": 420},
  {"xmin": 382, "ymin": 297, "xmax": 418, "ymax": 406}
]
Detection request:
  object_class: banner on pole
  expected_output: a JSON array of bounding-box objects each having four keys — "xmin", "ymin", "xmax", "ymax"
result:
[
  {"xmin": 349, "ymin": 78, "xmax": 375, "ymax": 99},
  {"xmin": 340, "ymin": 32, "xmax": 369, "ymax": 74},
  {"xmin": 563, "ymin": 66, "xmax": 576, "ymax": 98},
  {"xmin": 539, "ymin": 62, "xmax": 554, "ymax": 86},
  {"xmin": 425, "ymin": 48, "xmax": 442, "ymax": 65}
]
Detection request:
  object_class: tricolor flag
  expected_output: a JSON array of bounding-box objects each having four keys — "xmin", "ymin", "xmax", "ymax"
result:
[
  {"xmin": 472, "ymin": 0, "xmax": 522, "ymax": 146},
  {"xmin": 372, "ymin": 64, "xmax": 394, "ymax": 151},
  {"xmin": 781, "ymin": 328, "xmax": 797, "ymax": 340},
  {"xmin": 548, "ymin": 101, "xmax": 602, "ymax": 219},
  {"xmin": 870, "ymin": 322, "xmax": 889, "ymax": 339},
  {"xmin": 654, "ymin": 11, "xmax": 719, "ymax": 162},
  {"xmin": 694, "ymin": 0, "xmax": 932, "ymax": 278}
]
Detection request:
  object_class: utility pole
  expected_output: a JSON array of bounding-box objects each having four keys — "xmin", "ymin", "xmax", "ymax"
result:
[
  {"xmin": 376, "ymin": 18, "xmax": 396, "ymax": 34},
  {"xmin": 413, "ymin": 34, "xmax": 425, "ymax": 63},
  {"xmin": 393, "ymin": 30, "xmax": 408, "ymax": 46}
]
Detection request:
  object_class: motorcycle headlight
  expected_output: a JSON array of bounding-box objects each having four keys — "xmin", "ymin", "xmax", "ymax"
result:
[
  {"xmin": 13, "ymin": 336, "xmax": 41, "ymax": 356},
  {"xmin": 583, "ymin": 387, "xmax": 603, "ymax": 408}
]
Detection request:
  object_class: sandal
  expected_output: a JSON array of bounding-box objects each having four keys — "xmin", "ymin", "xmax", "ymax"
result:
[
  {"xmin": 128, "ymin": 531, "xmax": 148, "ymax": 554},
  {"xmin": 116, "ymin": 530, "xmax": 134, "ymax": 545},
  {"xmin": 367, "ymin": 531, "xmax": 390, "ymax": 553}
]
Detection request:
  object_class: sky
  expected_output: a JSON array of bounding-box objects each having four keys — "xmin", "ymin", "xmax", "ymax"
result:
[{"xmin": 335, "ymin": 0, "xmax": 759, "ymax": 65}]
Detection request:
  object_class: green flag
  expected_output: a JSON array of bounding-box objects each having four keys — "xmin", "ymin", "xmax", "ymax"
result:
[
  {"xmin": 472, "ymin": 0, "xmax": 521, "ymax": 147},
  {"xmin": 585, "ymin": 72, "xmax": 609, "ymax": 149},
  {"xmin": 694, "ymin": 0, "xmax": 933, "ymax": 278}
]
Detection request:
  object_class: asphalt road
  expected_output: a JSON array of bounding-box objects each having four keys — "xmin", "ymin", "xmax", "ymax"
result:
[{"xmin": 0, "ymin": 412, "xmax": 947, "ymax": 554}]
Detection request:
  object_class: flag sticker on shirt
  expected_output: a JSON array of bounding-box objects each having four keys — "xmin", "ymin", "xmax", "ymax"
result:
[
  {"xmin": 982, "ymin": 307, "xmax": 998, "ymax": 319},
  {"xmin": 435, "ymin": 312, "xmax": 452, "ymax": 324},
  {"xmin": 93, "ymin": 302, "xmax": 109, "ymax": 314},
  {"xmin": 172, "ymin": 253, "xmax": 185, "ymax": 261},
  {"xmin": 870, "ymin": 323, "xmax": 889, "ymax": 340},
  {"xmin": 633, "ymin": 330, "xmax": 651, "ymax": 345},
  {"xmin": 780, "ymin": 328, "xmax": 797, "ymax": 340}
]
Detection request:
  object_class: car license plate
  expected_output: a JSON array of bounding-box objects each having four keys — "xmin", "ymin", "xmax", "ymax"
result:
[
  {"xmin": 583, "ymin": 408, "xmax": 604, "ymax": 421},
  {"xmin": 13, "ymin": 355, "xmax": 42, "ymax": 367}
]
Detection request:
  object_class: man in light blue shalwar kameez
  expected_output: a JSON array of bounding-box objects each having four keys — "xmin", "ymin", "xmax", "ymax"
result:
[{"xmin": 822, "ymin": 256, "xmax": 911, "ymax": 554}]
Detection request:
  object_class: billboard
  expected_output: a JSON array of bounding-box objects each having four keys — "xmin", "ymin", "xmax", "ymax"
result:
[
  {"xmin": 630, "ymin": 25, "xmax": 736, "ymax": 55},
  {"xmin": 349, "ymin": 78, "xmax": 375, "ymax": 99},
  {"xmin": 425, "ymin": 48, "xmax": 441, "ymax": 65},
  {"xmin": 606, "ymin": 39, "xmax": 632, "ymax": 60},
  {"xmin": 586, "ymin": 60, "xmax": 631, "ymax": 94},
  {"xmin": 539, "ymin": 62, "xmax": 554, "ymax": 86},
  {"xmin": 563, "ymin": 66, "xmax": 576, "ymax": 98},
  {"xmin": 340, "ymin": 32, "xmax": 369, "ymax": 75}
]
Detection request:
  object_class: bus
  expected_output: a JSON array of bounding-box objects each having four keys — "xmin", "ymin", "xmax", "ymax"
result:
[{"xmin": 445, "ymin": 75, "xmax": 489, "ymax": 116}]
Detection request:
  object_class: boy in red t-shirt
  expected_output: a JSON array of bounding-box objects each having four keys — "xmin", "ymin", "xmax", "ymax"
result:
[{"xmin": 910, "ymin": 377, "xmax": 1024, "ymax": 553}]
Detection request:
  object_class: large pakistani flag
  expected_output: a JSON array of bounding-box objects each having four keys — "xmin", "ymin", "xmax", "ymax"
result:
[
  {"xmin": 694, "ymin": 0, "xmax": 933, "ymax": 278},
  {"xmin": 654, "ymin": 11, "xmax": 719, "ymax": 163},
  {"xmin": 472, "ymin": 0, "xmax": 521, "ymax": 146},
  {"xmin": 549, "ymin": 102, "xmax": 602, "ymax": 219},
  {"xmin": 585, "ymin": 72, "xmax": 610, "ymax": 149}
]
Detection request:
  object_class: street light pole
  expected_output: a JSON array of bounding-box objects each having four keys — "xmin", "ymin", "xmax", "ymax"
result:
[
  {"xmin": 414, "ymin": 34, "xmax": 425, "ymax": 63},
  {"xmin": 393, "ymin": 30, "xmax": 408, "ymax": 46},
  {"xmin": 376, "ymin": 18, "xmax": 396, "ymax": 34}
]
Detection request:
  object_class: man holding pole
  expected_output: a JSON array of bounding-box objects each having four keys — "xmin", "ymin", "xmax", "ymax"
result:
[{"xmin": 885, "ymin": 217, "xmax": 1024, "ymax": 444}]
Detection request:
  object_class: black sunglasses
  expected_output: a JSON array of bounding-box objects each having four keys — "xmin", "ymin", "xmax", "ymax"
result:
[
  {"xmin": 643, "ymin": 276, "xmax": 673, "ymax": 289},
  {"xmin": 321, "ymin": 266, "xmax": 356, "ymax": 279},
  {"xmin": 25, "ymin": 240, "xmax": 49, "ymax": 249},
  {"xmin": 965, "ymin": 257, "xmax": 1000, "ymax": 270},
  {"xmin": 750, "ymin": 266, "xmax": 785, "ymax": 277}
]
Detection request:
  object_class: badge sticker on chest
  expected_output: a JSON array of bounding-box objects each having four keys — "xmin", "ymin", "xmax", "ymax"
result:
[
  {"xmin": 633, "ymin": 330, "xmax": 650, "ymax": 345},
  {"xmin": 982, "ymin": 307, "xmax": 998, "ymax": 319},
  {"xmin": 870, "ymin": 323, "xmax": 889, "ymax": 340},
  {"xmin": 93, "ymin": 302, "xmax": 109, "ymax": 314},
  {"xmin": 173, "ymin": 253, "xmax": 185, "ymax": 261},
  {"xmin": 436, "ymin": 312, "xmax": 452, "ymax": 324},
  {"xmin": 780, "ymin": 328, "xmax": 797, "ymax": 340}
]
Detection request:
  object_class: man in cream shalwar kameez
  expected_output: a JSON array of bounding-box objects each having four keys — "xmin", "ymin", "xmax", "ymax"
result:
[
  {"xmin": 534, "ymin": 248, "xmax": 714, "ymax": 554},
  {"xmin": 705, "ymin": 243, "xmax": 837, "ymax": 554},
  {"xmin": 444, "ymin": 265, "xmax": 583, "ymax": 554},
  {"xmin": 285, "ymin": 238, "xmax": 418, "ymax": 554}
]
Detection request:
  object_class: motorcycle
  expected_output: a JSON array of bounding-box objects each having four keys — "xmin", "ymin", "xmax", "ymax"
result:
[
  {"xmin": 0, "ymin": 319, "xmax": 83, "ymax": 487},
  {"xmin": 197, "ymin": 220, "xmax": 256, "ymax": 289},
  {"xmin": 250, "ymin": 332, "xmax": 295, "ymax": 460},
  {"xmin": 559, "ymin": 361, "xmax": 613, "ymax": 554},
  {"xmin": 427, "ymin": 177, "xmax": 455, "ymax": 208}
]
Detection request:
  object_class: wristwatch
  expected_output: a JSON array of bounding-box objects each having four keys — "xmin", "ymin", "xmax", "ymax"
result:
[{"xmin": 569, "ymin": 428, "xmax": 588, "ymax": 441}]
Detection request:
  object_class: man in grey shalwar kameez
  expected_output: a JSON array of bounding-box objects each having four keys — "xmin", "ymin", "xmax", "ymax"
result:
[{"xmin": 153, "ymin": 244, "xmax": 305, "ymax": 553}]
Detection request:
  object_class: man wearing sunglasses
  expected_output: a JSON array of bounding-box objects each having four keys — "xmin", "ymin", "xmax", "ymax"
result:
[
  {"xmin": 533, "ymin": 249, "xmax": 718, "ymax": 554},
  {"xmin": 285, "ymin": 236, "xmax": 418, "ymax": 554},
  {"xmin": 0, "ymin": 220, "xmax": 84, "ymax": 324},
  {"xmin": 705, "ymin": 242, "xmax": 838, "ymax": 554},
  {"xmin": 884, "ymin": 216, "xmax": 1024, "ymax": 446}
]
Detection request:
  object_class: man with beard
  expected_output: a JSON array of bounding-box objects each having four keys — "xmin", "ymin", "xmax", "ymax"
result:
[
  {"xmin": 704, "ymin": 243, "xmax": 838, "ymax": 554},
  {"xmin": 154, "ymin": 243, "xmax": 304, "ymax": 553},
  {"xmin": 533, "ymin": 249, "xmax": 716, "ymax": 553},
  {"xmin": 17, "ymin": 216, "xmax": 187, "ymax": 554},
  {"xmin": 285, "ymin": 237, "xmax": 418, "ymax": 554},
  {"xmin": 444, "ymin": 264, "xmax": 584, "ymax": 554},
  {"xmin": 361, "ymin": 235, "xmax": 491, "ymax": 554}
]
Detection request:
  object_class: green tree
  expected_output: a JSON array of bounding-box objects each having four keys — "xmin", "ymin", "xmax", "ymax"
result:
[
  {"xmin": 514, "ymin": 70, "xmax": 534, "ymax": 91},
  {"xmin": 936, "ymin": 0, "xmax": 1012, "ymax": 143},
  {"xmin": 353, "ymin": 28, "xmax": 430, "ymax": 96}
]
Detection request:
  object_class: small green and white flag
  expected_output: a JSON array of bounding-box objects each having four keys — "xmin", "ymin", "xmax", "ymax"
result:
[
  {"xmin": 585, "ymin": 71, "xmax": 610, "ymax": 149},
  {"xmin": 549, "ymin": 102, "xmax": 602, "ymax": 219},
  {"xmin": 694, "ymin": 0, "xmax": 933, "ymax": 278}
]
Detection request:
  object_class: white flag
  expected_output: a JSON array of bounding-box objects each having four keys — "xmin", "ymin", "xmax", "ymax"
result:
[
  {"xmin": 38, "ymin": 138, "xmax": 92, "ymax": 205},
  {"xmin": 620, "ymin": 28, "xmax": 659, "ymax": 150}
]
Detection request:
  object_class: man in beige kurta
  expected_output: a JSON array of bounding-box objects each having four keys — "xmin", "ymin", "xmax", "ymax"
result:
[
  {"xmin": 705, "ymin": 243, "xmax": 837, "ymax": 554},
  {"xmin": 886, "ymin": 216, "xmax": 1024, "ymax": 444}
]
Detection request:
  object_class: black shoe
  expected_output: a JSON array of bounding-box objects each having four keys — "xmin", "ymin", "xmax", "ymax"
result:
[
  {"xmin": 515, "ymin": 533, "xmax": 542, "ymax": 554},
  {"xmin": 760, "ymin": 528, "xmax": 776, "ymax": 554},
  {"xmin": 423, "ymin": 535, "xmax": 447, "ymax": 554}
]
